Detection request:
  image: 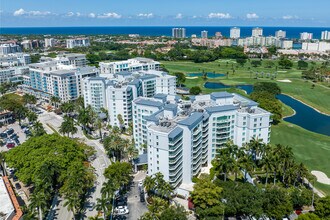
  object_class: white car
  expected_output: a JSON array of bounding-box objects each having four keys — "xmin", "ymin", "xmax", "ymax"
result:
[
  {"xmin": 115, "ymin": 206, "xmax": 129, "ymax": 215},
  {"xmin": 138, "ymin": 181, "xmax": 143, "ymax": 189}
]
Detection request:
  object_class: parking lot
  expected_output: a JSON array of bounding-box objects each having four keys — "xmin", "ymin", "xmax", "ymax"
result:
[{"xmin": 0, "ymin": 121, "xmax": 29, "ymax": 153}]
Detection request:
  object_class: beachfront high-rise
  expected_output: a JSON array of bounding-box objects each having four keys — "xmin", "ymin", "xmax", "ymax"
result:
[
  {"xmin": 275, "ymin": 30, "xmax": 286, "ymax": 39},
  {"xmin": 252, "ymin": 27, "xmax": 263, "ymax": 37},
  {"xmin": 132, "ymin": 92, "xmax": 271, "ymax": 189},
  {"xmin": 172, "ymin": 28, "xmax": 186, "ymax": 38},
  {"xmin": 201, "ymin": 30, "xmax": 208, "ymax": 38},
  {"xmin": 321, "ymin": 31, "xmax": 330, "ymax": 40},
  {"xmin": 300, "ymin": 32, "xmax": 313, "ymax": 40},
  {"xmin": 230, "ymin": 27, "xmax": 240, "ymax": 39}
]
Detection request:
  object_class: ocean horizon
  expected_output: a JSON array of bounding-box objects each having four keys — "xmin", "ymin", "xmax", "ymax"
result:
[{"xmin": 1, "ymin": 26, "xmax": 330, "ymax": 39}]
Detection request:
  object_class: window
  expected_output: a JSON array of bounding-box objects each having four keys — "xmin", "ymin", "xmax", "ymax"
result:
[{"xmin": 254, "ymin": 118, "xmax": 257, "ymax": 122}]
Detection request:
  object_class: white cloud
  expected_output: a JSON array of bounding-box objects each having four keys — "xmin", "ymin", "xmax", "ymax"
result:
[
  {"xmin": 88, "ymin": 13, "xmax": 96, "ymax": 18},
  {"xmin": 282, "ymin": 15, "xmax": 299, "ymax": 20},
  {"xmin": 208, "ymin": 13, "xmax": 231, "ymax": 19},
  {"xmin": 13, "ymin": 8, "xmax": 51, "ymax": 16},
  {"xmin": 175, "ymin": 13, "xmax": 183, "ymax": 19},
  {"xmin": 246, "ymin": 13, "xmax": 259, "ymax": 19},
  {"xmin": 97, "ymin": 12, "xmax": 122, "ymax": 19},
  {"xmin": 76, "ymin": 12, "xmax": 81, "ymax": 17},
  {"xmin": 66, "ymin": 12, "xmax": 74, "ymax": 17},
  {"xmin": 137, "ymin": 13, "xmax": 153, "ymax": 18}
]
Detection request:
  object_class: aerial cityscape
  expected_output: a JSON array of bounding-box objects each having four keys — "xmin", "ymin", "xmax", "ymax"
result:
[{"xmin": 0, "ymin": 0, "xmax": 330, "ymax": 220}]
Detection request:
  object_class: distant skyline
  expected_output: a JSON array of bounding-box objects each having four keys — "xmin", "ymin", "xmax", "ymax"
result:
[{"xmin": 1, "ymin": 0, "xmax": 330, "ymax": 27}]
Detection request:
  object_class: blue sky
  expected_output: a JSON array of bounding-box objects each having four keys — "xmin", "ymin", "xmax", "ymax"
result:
[{"xmin": 1, "ymin": 0, "xmax": 330, "ymax": 27}]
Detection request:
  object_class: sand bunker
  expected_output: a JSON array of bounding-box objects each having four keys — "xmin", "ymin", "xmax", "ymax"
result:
[
  {"xmin": 186, "ymin": 77, "xmax": 198, "ymax": 79},
  {"xmin": 277, "ymin": 79, "xmax": 292, "ymax": 83},
  {"xmin": 311, "ymin": 170, "xmax": 330, "ymax": 185},
  {"xmin": 277, "ymin": 71, "xmax": 287, "ymax": 73}
]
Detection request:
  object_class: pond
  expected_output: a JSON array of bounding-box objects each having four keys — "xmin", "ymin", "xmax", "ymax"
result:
[
  {"xmin": 276, "ymin": 94, "xmax": 330, "ymax": 136},
  {"xmin": 187, "ymin": 73, "xmax": 226, "ymax": 78},
  {"xmin": 204, "ymin": 82, "xmax": 330, "ymax": 136},
  {"xmin": 204, "ymin": 82, "xmax": 254, "ymax": 94}
]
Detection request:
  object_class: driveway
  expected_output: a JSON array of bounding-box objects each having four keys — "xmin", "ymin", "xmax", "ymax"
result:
[{"xmin": 126, "ymin": 171, "xmax": 148, "ymax": 220}]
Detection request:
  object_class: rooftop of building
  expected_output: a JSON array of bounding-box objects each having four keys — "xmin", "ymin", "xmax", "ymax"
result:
[
  {"xmin": 134, "ymin": 98, "xmax": 164, "ymax": 108},
  {"xmin": 0, "ymin": 177, "xmax": 15, "ymax": 220}
]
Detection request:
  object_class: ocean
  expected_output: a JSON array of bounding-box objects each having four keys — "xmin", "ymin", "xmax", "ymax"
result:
[{"xmin": 0, "ymin": 26, "xmax": 329, "ymax": 39}]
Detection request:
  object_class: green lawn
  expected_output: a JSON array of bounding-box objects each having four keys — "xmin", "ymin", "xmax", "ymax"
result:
[
  {"xmin": 271, "ymin": 121, "xmax": 330, "ymax": 195},
  {"xmin": 162, "ymin": 60, "xmax": 330, "ymax": 114}
]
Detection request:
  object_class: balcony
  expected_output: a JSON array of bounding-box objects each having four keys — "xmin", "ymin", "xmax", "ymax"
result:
[
  {"xmin": 169, "ymin": 166, "xmax": 182, "ymax": 178},
  {"xmin": 169, "ymin": 147, "xmax": 182, "ymax": 159},
  {"xmin": 169, "ymin": 153, "xmax": 183, "ymax": 165},
  {"xmin": 169, "ymin": 159, "xmax": 182, "ymax": 171}
]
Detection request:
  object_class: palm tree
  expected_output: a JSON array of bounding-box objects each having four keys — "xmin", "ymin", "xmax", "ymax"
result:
[
  {"xmin": 13, "ymin": 105, "xmax": 28, "ymax": 125},
  {"xmin": 27, "ymin": 111, "xmax": 38, "ymax": 124},
  {"xmin": 101, "ymin": 180, "xmax": 115, "ymax": 199},
  {"xmin": 61, "ymin": 102, "xmax": 75, "ymax": 115},
  {"xmin": 280, "ymin": 145, "xmax": 294, "ymax": 184},
  {"xmin": 59, "ymin": 116, "xmax": 77, "ymax": 137},
  {"xmin": 63, "ymin": 194, "xmax": 80, "ymax": 220},
  {"xmin": 261, "ymin": 151, "xmax": 275, "ymax": 186},
  {"xmin": 31, "ymin": 121, "xmax": 46, "ymax": 137},
  {"xmin": 96, "ymin": 196, "xmax": 110, "ymax": 220},
  {"xmin": 96, "ymin": 118, "xmax": 104, "ymax": 140},
  {"xmin": 144, "ymin": 175, "xmax": 156, "ymax": 196},
  {"xmin": 239, "ymin": 153, "xmax": 255, "ymax": 182},
  {"xmin": 211, "ymin": 147, "xmax": 234, "ymax": 181},
  {"xmin": 100, "ymin": 107, "xmax": 109, "ymax": 123},
  {"xmin": 147, "ymin": 197, "xmax": 169, "ymax": 219},
  {"xmin": 50, "ymin": 96, "xmax": 61, "ymax": 109},
  {"xmin": 29, "ymin": 191, "xmax": 48, "ymax": 220},
  {"xmin": 126, "ymin": 144, "xmax": 139, "ymax": 162}
]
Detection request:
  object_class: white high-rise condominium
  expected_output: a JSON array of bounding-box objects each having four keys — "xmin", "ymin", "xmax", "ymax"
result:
[
  {"xmin": 83, "ymin": 64, "xmax": 176, "ymax": 129},
  {"xmin": 44, "ymin": 38, "xmax": 55, "ymax": 47},
  {"xmin": 275, "ymin": 30, "xmax": 286, "ymax": 39},
  {"xmin": 134, "ymin": 92, "xmax": 271, "ymax": 189},
  {"xmin": 66, "ymin": 38, "xmax": 90, "ymax": 48},
  {"xmin": 321, "ymin": 31, "xmax": 330, "ymax": 40},
  {"xmin": 172, "ymin": 28, "xmax": 186, "ymax": 38},
  {"xmin": 300, "ymin": 32, "xmax": 313, "ymax": 40},
  {"xmin": 99, "ymin": 58, "xmax": 160, "ymax": 75},
  {"xmin": 23, "ymin": 62, "xmax": 98, "ymax": 102},
  {"xmin": 230, "ymin": 27, "xmax": 240, "ymax": 39},
  {"xmin": 252, "ymin": 27, "xmax": 263, "ymax": 37},
  {"xmin": 0, "ymin": 44, "xmax": 22, "ymax": 55},
  {"xmin": 201, "ymin": 30, "xmax": 208, "ymax": 38}
]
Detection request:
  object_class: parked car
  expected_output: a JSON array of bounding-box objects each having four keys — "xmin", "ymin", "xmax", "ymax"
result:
[
  {"xmin": 6, "ymin": 140, "xmax": 15, "ymax": 149},
  {"xmin": 10, "ymin": 133, "xmax": 18, "ymax": 139},
  {"xmin": 13, "ymin": 175, "xmax": 18, "ymax": 182},
  {"xmin": 140, "ymin": 192, "xmax": 145, "ymax": 202},
  {"xmin": 115, "ymin": 197, "xmax": 127, "ymax": 207},
  {"xmin": 14, "ymin": 138, "xmax": 20, "ymax": 145},
  {"xmin": 114, "ymin": 206, "xmax": 129, "ymax": 215},
  {"xmin": 0, "ymin": 132, "xmax": 8, "ymax": 139},
  {"xmin": 6, "ymin": 128, "xmax": 14, "ymax": 135},
  {"xmin": 15, "ymin": 183, "xmax": 21, "ymax": 189}
]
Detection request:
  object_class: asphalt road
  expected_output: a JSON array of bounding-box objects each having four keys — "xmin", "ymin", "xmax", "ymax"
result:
[{"xmin": 126, "ymin": 171, "xmax": 148, "ymax": 220}]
